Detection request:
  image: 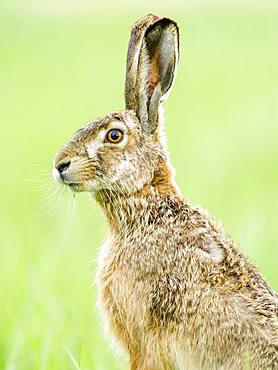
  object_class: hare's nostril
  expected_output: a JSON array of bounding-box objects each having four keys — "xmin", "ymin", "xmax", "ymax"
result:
[{"xmin": 56, "ymin": 161, "xmax": 71, "ymax": 174}]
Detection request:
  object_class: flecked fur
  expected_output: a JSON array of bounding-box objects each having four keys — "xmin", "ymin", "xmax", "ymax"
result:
[{"xmin": 53, "ymin": 14, "xmax": 278, "ymax": 370}]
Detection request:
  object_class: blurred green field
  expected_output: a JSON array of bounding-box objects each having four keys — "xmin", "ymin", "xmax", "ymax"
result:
[{"xmin": 0, "ymin": 1, "xmax": 277, "ymax": 369}]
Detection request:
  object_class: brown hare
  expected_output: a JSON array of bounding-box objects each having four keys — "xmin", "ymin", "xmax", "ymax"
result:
[{"xmin": 53, "ymin": 14, "xmax": 278, "ymax": 370}]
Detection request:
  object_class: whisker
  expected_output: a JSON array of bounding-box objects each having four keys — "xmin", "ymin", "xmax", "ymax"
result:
[{"xmin": 60, "ymin": 190, "xmax": 76, "ymax": 247}]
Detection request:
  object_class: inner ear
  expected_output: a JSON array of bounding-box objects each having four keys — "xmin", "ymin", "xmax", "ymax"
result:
[
  {"xmin": 146, "ymin": 26, "xmax": 176, "ymax": 99},
  {"xmin": 145, "ymin": 22, "xmax": 178, "ymax": 104},
  {"xmin": 148, "ymin": 47, "xmax": 161, "ymax": 101},
  {"xmin": 135, "ymin": 18, "xmax": 179, "ymax": 133},
  {"xmin": 125, "ymin": 14, "xmax": 161, "ymax": 113}
]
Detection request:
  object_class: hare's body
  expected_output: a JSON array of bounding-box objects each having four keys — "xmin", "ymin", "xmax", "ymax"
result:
[
  {"xmin": 53, "ymin": 14, "xmax": 278, "ymax": 370},
  {"xmin": 97, "ymin": 177, "xmax": 278, "ymax": 370}
]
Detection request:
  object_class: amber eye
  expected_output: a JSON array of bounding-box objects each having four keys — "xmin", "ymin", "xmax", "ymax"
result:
[{"xmin": 106, "ymin": 129, "xmax": 124, "ymax": 143}]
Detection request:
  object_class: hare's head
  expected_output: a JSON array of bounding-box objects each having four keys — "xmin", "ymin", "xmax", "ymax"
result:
[{"xmin": 53, "ymin": 14, "xmax": 179, "ymax": 194}]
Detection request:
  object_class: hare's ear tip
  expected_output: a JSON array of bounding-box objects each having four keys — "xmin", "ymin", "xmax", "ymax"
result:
[
  {"xmin": 130, "ymin": 15, "xmax": 178, "ymax": 37},
  {"xmin": 153, "ymin": 17, "xmax": 179, "ymax": 30},
  {"xmin": 131, "ymin": 14, "xmax": 161, "ymax": 30},
  {"xmin": 140, "ymin": 13, "xmax": 161, "ymax": 21},
  {"xmin": 144, "ymin": 13, "xmax": 160, "ymax": 18}
]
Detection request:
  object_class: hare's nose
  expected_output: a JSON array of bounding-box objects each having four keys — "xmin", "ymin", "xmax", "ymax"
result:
[{"xmin": 56, "ymin": 160, "xmax": 71, "ymax": 174}]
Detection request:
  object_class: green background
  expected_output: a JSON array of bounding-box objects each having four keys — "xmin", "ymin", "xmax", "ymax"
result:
[{"xmin": 0, "ymin": 1, "xmax": 277, "ymax": 369}]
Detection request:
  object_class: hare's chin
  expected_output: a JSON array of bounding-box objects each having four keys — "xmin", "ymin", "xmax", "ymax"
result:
[
  {"xmin": 68, "ymin": 183, "xmax": 82, "ymax": 192},
  {"xmin": 69, "ymin": 180, "xmax": 100, "ymax": 193}
]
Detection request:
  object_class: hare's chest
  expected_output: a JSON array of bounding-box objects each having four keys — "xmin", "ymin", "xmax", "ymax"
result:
[{"xmin": 97, "ymin": 239, "xmax": 151, "ymax": 332}]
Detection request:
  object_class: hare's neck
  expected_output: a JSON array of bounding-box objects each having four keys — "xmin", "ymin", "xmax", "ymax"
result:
[{"xmin": 94, "ymin": 166, "xmax": 181, "ymax": 235}]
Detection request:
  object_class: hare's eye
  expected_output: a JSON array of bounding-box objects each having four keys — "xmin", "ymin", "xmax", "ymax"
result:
[{"xmin": 106, "ymin": 129, "xmax": 124, "ymax": 144}]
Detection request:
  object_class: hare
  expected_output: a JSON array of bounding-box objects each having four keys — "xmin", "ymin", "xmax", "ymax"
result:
[{"xmin": 53, "ymin": 14, "xmax": 278, "ymax": 370}]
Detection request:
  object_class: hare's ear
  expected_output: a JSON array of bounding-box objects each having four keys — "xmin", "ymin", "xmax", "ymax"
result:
[{"xmin": 125, "ymin": 14, "xmax": 179, "ymax": 133}]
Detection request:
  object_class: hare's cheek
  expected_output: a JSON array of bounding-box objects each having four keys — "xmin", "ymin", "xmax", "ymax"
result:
[
  {"xmin": 85, "ymin": 139, "xmax": 105, "ymax": 161},
  {"xmin": 102, "ymin": 159, "xmax": 130, "ymax": 184}
]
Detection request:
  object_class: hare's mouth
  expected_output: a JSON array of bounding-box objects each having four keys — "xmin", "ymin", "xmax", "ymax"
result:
[
  {"xmin": 52, "ymin": 167, "xmax": 80, "ymax": 190},
  {"xmin": 68, "ymin": 183, "xmax": 81, "ymax": 191},
  {"xmin": 61, "ymin": 180, "xmax": 83, "ymax": 192},
  {"xmin": 61, "ymin": 181, "xmax": 84, "ymax": 193}
]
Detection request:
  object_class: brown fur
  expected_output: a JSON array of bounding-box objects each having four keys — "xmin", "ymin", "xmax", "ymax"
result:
[{"xmin": 53, "ymin": 14, "xmax": 278, "ymax": 370}]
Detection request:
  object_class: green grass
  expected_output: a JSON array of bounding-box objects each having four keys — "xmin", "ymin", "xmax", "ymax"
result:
[{"xmin": 0, "ymin": 2, "xmax": 277, "ymax": 369}]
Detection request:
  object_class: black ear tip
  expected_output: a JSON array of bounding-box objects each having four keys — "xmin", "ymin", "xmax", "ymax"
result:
[
  {"xmin": 144, "ymin": 17, "xmax": 179, "ymax": 60},
  {"xmin": 144, "ymin": 17, "xmax": 179, "ymax": 46},
  {"xmin": 147, "ymin": 17, "xmax": 179, "ymax": 31}
]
